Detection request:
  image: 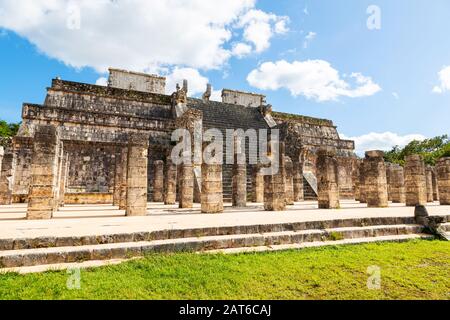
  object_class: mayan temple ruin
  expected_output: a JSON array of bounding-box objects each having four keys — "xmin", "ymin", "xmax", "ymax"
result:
[{"xmin": 0, "ymin": 68, "xmax": 360, "ymax": 217}]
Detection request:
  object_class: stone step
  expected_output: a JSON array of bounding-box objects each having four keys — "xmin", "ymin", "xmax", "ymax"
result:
[
  {"xmin": 205, "ymin": 234, "xmax": 434, "ymax": 254},
  {"xmin": 0, "ymin": 216, "xmax": 424, "ymax": 251},
  {"xmin": 0, "ymin": 224, "xmax": 427, "ymax": 269},
  {"xmin": 2, "ymin": 233, "xmax": 434, "ymax": 274},
  {"xmin": 442, "ymin": 223, "xmax": 450, "ymax": 232}
]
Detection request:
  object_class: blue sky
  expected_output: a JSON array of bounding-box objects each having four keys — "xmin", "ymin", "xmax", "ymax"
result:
[{"xmin": 0, "ymin": 0, "xmax": 449, "ymax": 153}]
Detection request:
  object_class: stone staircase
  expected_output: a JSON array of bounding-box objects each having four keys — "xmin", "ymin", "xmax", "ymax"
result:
[
  {"xmin": 1, "ymin": 215, "xmax": 446, "ymax": 273},
  {"xmin": 197, "ymin": 101, "xmax": 267, "ymax": 203}
]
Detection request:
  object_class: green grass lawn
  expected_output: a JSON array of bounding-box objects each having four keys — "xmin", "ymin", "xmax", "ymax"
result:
[{"xmin": 0, "ymin": 240, "xmax": 449, "ymax": 300}]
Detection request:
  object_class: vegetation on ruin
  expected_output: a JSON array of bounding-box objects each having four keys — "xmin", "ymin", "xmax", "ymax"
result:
[
  {"xmin": 384, "ymin": 135, "xmax": 450, "ymax": 166},
  {"xmin": 0, "ymin": 240, "xmax": 448, "ymax": 300},
  {"xmin": 272, "ymin": 111, "xmax": 334, "ymax": 127},
  {"xmin": 0, "ymin": 120, "xmax": 20, "ymax": 139}
]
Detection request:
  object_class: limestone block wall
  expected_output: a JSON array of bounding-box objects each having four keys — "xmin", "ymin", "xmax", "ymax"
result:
[
  {"xmin": 66, "ymin": 145, "xmax": 116, "ymax": 193},
  {"xmin": 222, "ymin": 89, "xmax": 265, "ymax": 108},
  {"xmin": 108, "ymin": 68, "xmax": 166, "ymax": 94}
]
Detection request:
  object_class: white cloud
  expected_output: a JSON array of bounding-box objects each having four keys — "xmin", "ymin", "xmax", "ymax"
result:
[
  {"xmin": 392, "ymin": 92, "xmax": 399, "ymax": 99},
  {"xmin": 210, "ymin": 90, "xmax": 223, "ymax": 102},
  {"xmin": 237, "ymin": 9, "xmax": 289, "ymax": 53},
  {"xmin": 232, "ymin": 42, "xmax": 253, "ymax": 58},
  {"xmin": 165, "ymin": 67, "xmax": 209, "ymax": 96},
  {"xmin": 432, "ymin": 66, "xmax": 450, "ymax": 94},
  {"xmin": 303, "ymin": 31, "xmax": 316, "ymax": 48},
  {"xmin": 164, "ymin": 67, "xmax": 222, "ymax": 100},
  {"xmin": 0, "ymin": 0, "xmax": 286, "ymax": 73},
  {"xmin": 95, "ymin": 77, "xmax": 107, "ymax": 86},
  {"xmin": 247, "ymin": 60, "xmax": 381, "ymax": 102},
  {"xmin": 341, "ymin": 132, "xmax": 426, "ymax": 156}
]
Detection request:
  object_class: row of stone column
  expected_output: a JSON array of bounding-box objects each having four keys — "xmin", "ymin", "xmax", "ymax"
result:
[
  {"xmin": 358, "ymin": 152, "xmax": 450, "ymax": 207},
  {"xmin": 148, "ymin": 142, "xmax": 305, "ymax": 213}
]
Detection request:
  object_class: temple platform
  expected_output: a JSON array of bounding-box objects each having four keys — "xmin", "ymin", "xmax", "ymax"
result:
[{"xmin": 0, "ymin": 200, "xmax": 449, "ymax": 273}]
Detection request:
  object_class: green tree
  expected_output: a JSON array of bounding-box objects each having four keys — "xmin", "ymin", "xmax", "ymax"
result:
[
  {"xmin": 384, "ymin": 135, "xmax": 450, "ymax": 166},
  {"xmin": 0, "ymin": 120, "xmax": 20, "ymax": 138}
]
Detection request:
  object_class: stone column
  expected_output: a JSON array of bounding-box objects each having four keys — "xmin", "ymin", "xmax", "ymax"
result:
[
  {"xmin": 179, "ymin": 157, "xmax": 194, "ymax": 209},
  {"xmin": 425, "ymin": 166, "xmax": 434, "ymax": 203},
  {"xmin": 58, "ymin": 152, "xmax": 69, "ymax": 207},
  {"xmin": 0, "ymin": 148, "xmax": 15, "ymax": 205},
  {"xmin": 363, "ymin": 151, "xmax": 388, "ymax": 208},
  {"xmin": 358, "ymin": 161, "xmax": 367, "ymax": 203},
  {"xmin": 119, "ymin": 147, "xmax": 128, "ymax": 210},
  {"xmin": 431, "ymin": 167, "xmax": 440, "ymax": 202},
  {"xmin": 316, "ymin": 147, "xmax": 340, "ymax": 209},
  {"xmin": 284, "ymin": 156, "xmax": 294, "ymax": 205},
  {"xmin": 385, "ymin": 162, "xmax": 393, "ymax": 202},
  {"xmin": 352, "ymin": 159, "xmax": 361, "ymax": 201},
  {"xmin": 232, "ymin": 139, "xmax": 247, "ymax": 207},
  {"xmin": 264, "ymin": 141, "xmax": 286, "ymax": 211},
  {"xmin": 436, "ymin": 157, "xmax": 450, "ymax": 205},
  {"xmin": 27, "ymin": 125, "xmax": 60, "ymax": 220},
  {"xmin": 113, "ymin": 150, "xmax": 123, "ymax": 206},
  {"xmin": 404, "ymin": 155, "xmax": 427, "ymax": 207},
  {"xmin": 126, "ymin": 133, "xmax": 149, "ymax": 216},
  {"xmin": 164, "ymin": 159, "xmax": 177, "ymax": 205},
  {"xmin": 293, "ymin": 160, "xmax": 304, "ymax": 202},
  {"xmin": 252, "ymin": 165, "xmax": 264, "ymax": 203},
  {"xmin": 152, "ymin": 160, "xmax": 164, "ymax": 202},
  {"xmin": 390, "ymin": 164, "xmax": 406, "ymax": 203},
  {"xmin": 201, "ymin": 162, "xmax": 223, "ymax": 213}
]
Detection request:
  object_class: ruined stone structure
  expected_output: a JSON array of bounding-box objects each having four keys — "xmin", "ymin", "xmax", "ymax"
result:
[
  {"xmin": 404, "ymin": 155, "xmax": 427, "ymax": 206},
  {"xmin": 363, "ymin": 151, "xmax": 388, "ymax": 208},
  {"xmin": 316, "ymin": 147, "xmax": 340, "ymax": 209},
  {"xmin": 436, "ymin": 157, "xmax": 450, "ymax": 205},
  {"xmin": 3, "ymin": 69, "xmax": 357, "ymax": 218}
]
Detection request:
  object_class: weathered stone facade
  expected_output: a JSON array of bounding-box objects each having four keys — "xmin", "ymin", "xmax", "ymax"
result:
[
  {"xmin": 363, "ymin": 151, "xmax": 388, "ymax": 208},
  {"xmin": 404, "ymin": 155, "xmax": 427, "ymax": 206},
  {"xmin": 436, "ymin": 157, "xmax": 450, "ymax": 205}
]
